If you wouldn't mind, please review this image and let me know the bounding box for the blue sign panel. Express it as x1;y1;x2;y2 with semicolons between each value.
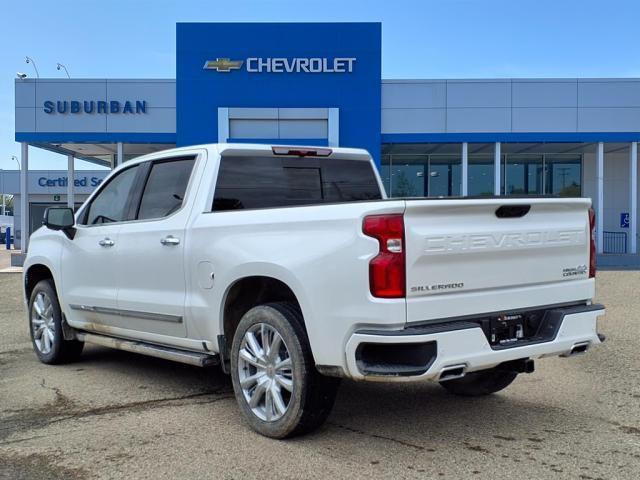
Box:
176;23;382;164
621;212;630;228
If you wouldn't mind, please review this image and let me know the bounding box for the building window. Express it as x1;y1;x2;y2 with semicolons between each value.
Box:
468;154;495;196
503;154;544;195
502;153;582;197
544;155;582;196
382;144;583;199
429;155;461;197
381;144;461;198
387;155;427;197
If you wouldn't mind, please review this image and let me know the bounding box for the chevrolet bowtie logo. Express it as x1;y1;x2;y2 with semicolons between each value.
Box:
203;58;244;72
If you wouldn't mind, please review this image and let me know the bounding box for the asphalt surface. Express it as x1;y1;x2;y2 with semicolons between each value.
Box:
1;272;639;479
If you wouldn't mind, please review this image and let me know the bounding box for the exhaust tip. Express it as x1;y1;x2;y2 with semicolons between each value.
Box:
571;343;589;355
439;364;467;381
561;341;591;357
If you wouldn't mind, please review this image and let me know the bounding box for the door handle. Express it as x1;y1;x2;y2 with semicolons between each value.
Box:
160;235;180;246
98;238;115;247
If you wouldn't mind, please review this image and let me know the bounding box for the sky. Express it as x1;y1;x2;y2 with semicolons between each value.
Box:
1;0;639;172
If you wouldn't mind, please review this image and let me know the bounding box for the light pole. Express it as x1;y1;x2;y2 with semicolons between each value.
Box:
11;155;20;169
56;63;70;78
25;56;39;78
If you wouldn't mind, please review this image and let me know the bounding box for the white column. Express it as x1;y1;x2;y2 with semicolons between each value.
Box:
461;142;468;196
630;142;638;254
67;155;75;209
596;142;604;254
20;143;29;252
116;142;124;167
217;108;229;143
328;108;339;147
1;171;5;215
494;142;501;196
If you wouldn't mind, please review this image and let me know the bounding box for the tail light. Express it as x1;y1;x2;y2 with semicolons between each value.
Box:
589;208;596;278
363;214;405;298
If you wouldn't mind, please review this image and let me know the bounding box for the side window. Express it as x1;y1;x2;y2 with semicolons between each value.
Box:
83;165;140;225
137;157;195;220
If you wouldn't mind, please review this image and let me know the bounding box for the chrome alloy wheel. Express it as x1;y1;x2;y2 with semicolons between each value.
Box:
237;323;294;422
31;291;55;355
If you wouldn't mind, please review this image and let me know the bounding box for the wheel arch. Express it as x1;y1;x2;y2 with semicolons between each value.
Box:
220;275;306;352
24;263;57;303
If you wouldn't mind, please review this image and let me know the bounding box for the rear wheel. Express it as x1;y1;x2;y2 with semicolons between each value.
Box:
439;366;518;396
29;279;84;364
230;302;340;438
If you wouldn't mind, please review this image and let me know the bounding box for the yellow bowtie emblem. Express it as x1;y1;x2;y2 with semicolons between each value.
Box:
203;58;244;72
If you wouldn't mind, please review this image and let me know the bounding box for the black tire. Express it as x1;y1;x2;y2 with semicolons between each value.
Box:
230;302;340;438
439;366;518;397
28;279;84;364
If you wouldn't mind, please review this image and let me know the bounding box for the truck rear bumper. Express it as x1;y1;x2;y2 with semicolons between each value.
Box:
344;304;605;382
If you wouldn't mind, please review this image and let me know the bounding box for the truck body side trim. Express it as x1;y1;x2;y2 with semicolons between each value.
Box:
69;304;183;324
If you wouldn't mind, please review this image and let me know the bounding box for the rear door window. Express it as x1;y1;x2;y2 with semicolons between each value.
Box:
137;157;196;220
213;156;381;211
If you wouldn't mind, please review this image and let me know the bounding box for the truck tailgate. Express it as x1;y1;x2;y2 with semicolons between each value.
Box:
404;197;593;324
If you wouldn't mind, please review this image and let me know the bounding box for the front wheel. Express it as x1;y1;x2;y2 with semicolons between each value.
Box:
29;279;84;364
439;366;518;396
230;302;340;438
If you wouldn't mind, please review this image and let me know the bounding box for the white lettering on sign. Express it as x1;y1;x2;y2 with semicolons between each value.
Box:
245;57;356;73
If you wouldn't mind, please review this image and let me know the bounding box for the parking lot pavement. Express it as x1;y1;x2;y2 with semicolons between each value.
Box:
1;272;639;480
0;250;13;271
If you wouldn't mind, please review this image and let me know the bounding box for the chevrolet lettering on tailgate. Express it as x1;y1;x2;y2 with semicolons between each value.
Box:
423;229;585;254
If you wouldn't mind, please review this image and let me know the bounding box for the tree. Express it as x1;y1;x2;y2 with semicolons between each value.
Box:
393;171;418;197
1;195;14;216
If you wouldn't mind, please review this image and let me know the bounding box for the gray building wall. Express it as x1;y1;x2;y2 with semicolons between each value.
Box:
381;79;640;133
15;79;176;134
16;77;640;136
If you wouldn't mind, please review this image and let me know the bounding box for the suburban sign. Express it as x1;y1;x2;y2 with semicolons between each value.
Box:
203;57;356;73
43;100;148;115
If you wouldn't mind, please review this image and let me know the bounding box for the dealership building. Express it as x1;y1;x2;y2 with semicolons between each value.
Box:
12;22;640;264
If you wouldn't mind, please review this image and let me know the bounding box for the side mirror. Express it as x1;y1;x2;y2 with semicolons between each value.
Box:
43;207;76;239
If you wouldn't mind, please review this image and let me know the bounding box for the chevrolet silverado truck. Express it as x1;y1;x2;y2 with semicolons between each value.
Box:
23;143;605;438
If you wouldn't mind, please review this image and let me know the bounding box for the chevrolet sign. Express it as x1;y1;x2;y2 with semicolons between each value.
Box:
204;57;356;73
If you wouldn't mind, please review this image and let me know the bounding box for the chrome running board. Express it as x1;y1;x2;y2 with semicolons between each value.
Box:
76;332;219;367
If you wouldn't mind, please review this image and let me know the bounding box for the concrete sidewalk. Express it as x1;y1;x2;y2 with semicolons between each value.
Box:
0;249;22;273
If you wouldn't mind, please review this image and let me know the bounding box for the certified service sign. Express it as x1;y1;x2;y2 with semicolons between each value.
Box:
204;57;356;73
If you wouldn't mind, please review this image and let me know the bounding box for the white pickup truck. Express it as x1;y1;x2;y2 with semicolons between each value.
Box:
24;143;605;438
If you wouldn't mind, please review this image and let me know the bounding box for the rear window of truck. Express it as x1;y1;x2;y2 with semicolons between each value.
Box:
212;156;382;211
